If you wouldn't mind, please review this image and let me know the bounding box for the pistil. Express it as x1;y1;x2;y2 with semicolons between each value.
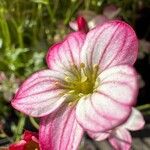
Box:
55;63;99;104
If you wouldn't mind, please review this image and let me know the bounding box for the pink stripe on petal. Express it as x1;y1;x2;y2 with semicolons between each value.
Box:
109;128;132;150
39;105;83;150
76;93;131;132
81;20;138;71
17;69;65;95
87;131;110;141
123;108;145;131
98;65;138;105
76;95;112;132
11;70;66;117
46;32;86;71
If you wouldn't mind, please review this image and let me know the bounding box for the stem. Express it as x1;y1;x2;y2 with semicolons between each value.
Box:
46;2;55;24
53;0;59;16
15;114;26;141
85;0;90;10
0;8;11;49
64;1;82;25
10;18;24;48
29;117;39;129
17;25;24;48
136;104;150;111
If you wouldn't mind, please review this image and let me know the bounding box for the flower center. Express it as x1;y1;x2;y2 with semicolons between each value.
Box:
62;63;99;96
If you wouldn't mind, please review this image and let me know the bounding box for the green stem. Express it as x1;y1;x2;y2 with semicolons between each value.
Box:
53;0;59;16
85;0;90;10
0;8;11;49
136;104;150;111
10;18;24;48
46;2;55;24
15;114;26;141
17;25;24;48
29;117;39;129
64;1;82;25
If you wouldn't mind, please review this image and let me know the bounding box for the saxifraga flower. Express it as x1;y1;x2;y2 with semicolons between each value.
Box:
12;19;141;150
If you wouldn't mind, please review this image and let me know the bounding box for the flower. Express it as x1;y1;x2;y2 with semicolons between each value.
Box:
89;108;145;150
70;5;121;31
9;130;40;150
108;108;145;150
12;18;139;150
69;16;89;33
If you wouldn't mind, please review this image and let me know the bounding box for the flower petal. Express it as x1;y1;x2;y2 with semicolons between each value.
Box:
9;140;26;150
108;128;132;150
23;130;38;142
87;131;110;141
98;65;138;105
123;108;145;131
76;93;131;132
39;105;83;150
81;20;138;71
11;70;66;117
69;21;78;31
46;32;86;72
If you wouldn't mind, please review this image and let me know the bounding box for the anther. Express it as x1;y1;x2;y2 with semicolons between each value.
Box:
81;76;87;82
80;63;85;68
79;93;84;97
93;64;98;70
55;82;60;86
72;64;78;69
65;76;71;82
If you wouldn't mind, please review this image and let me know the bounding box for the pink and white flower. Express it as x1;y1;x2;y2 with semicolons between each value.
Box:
12;18;139;150
89;108;145;150
108;108;145;150
9;130;40;150
69;16;89;33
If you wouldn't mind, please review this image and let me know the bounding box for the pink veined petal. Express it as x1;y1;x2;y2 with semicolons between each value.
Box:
88;15;108;29
87;131;110;141
123;108;145;131
69;21;78;31
46;32;86;72
76;93;131;132
108;128;132;150
39;105;84;150
103;4;120;19
11;70;66;117
98;65;138;105
80;20;138;71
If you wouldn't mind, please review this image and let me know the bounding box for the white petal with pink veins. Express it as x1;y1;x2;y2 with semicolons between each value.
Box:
109;128;132;150
87;130;110;141
46;32;86;72
11;70;66;117
81;20;138;71
123;108;145;131
98;65;138;105
39;105;84;150
76;93;131;132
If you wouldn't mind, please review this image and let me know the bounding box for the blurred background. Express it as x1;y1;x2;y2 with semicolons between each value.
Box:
0;0;150;149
